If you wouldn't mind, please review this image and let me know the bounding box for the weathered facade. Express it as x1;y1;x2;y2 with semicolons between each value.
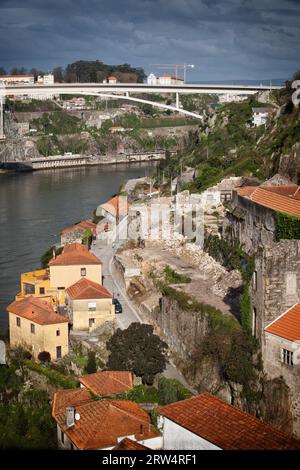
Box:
223;184;300;437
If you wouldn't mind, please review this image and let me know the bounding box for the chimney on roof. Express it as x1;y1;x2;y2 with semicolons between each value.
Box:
52;248;56;259
66;407;75;428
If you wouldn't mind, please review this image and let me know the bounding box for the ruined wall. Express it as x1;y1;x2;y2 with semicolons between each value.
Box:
252;240;300;344
223;194;276;255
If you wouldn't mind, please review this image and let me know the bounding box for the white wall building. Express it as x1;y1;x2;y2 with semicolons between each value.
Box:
158;74;184;86
158;393;299;450
0;74;35;85
147;73;157;85
252;107;273;126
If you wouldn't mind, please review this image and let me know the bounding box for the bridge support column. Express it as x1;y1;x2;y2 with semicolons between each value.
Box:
176;92;180;109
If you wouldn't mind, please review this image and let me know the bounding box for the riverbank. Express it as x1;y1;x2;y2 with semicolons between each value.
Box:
0;151;165;173
0;163;156;334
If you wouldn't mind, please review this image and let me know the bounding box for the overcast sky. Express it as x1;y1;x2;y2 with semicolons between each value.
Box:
0;0;299;80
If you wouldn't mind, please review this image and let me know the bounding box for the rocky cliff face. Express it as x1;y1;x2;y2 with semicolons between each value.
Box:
278;141;300;183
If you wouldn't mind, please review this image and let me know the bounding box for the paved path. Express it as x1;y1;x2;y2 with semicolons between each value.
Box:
91;238;196;392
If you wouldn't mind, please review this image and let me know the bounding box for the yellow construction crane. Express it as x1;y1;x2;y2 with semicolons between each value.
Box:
150;63;195;83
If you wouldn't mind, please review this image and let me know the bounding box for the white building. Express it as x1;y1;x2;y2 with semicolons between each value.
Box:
158;74;184;86
252;107;273;126
158;393;299;450
219;94;248;104
40;73;54;85
0;74;35;85
107;76;118;84
147;73;157;85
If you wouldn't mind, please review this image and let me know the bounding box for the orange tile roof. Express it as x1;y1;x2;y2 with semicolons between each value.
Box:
6;296;68;325
52;389;159;450
49;243;102;266
61;220;96;236
158;393;300;450
237;185;300;218
0;74;34;78
100;195;129;217
113;437;150;450
261;185;299;196
265;304;300;341
108;76;117;80
79;371;133;395
66;278;112;300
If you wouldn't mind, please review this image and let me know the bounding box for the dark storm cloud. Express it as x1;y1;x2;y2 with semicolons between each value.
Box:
0;0;299;80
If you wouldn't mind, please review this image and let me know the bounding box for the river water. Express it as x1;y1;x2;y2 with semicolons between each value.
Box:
0;163;154;335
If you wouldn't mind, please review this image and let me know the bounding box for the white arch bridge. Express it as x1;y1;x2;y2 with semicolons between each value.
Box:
0;82;282;138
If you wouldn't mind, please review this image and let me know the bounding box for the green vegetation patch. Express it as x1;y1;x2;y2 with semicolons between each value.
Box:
31;111;82;135
25;360;78;389
204;234;254;283
159;283;239;333
164;265;191;284
157;377;192;405
275;211;300;240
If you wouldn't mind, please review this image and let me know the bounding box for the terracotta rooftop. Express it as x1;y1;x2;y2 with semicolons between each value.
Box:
100;195;129;217
237;185;300;218
61;220;96;236
113;437;150;450
49;243;102;266
0;74;34;79
158;393;300;450
79;371;133;395
66;278;112;300
265;304;300;341
52;388;159;450
6;296;68;325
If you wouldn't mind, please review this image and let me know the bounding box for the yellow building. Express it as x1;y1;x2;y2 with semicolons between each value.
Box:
49;243;102;304
16;268;57;303
7;296;69;360
65;278;115;332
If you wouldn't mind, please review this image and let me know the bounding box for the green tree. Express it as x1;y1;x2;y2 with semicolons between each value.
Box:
158;378;192;405
85;351;97;374
106;323;168;385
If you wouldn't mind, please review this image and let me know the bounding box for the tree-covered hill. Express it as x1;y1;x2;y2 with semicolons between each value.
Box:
61;60;146;83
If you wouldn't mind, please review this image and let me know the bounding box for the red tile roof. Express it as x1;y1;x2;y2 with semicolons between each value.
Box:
100;195;129;217
6;296;68;325
158;393;300;450
49;243;102;266
61;220;96;236
265;304;300;341
66;278;112;300
0;74;34;78
79;371;133;395
113;437;150;450
52;388;159;450
237;185;300;218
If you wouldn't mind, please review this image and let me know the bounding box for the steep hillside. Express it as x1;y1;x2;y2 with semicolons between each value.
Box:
158;79;300;190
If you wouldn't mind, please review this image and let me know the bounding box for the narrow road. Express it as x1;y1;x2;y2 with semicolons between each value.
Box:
91;238;196;393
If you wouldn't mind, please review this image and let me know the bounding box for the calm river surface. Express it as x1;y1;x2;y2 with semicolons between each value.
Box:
0;163;154;334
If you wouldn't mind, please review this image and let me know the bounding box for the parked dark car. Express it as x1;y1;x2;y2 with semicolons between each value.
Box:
112;298;123;314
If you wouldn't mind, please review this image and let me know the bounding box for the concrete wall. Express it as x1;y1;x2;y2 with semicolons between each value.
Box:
50;264;102;291
9;312;68;359
66;296;115;331
161;417;220;450
264;332;300;437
